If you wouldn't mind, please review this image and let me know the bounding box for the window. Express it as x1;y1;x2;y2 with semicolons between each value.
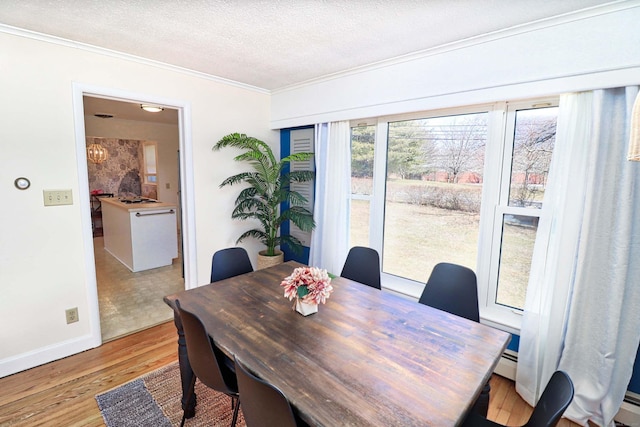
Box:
142;141;158;184
350;124;376;247
349;99;558;331
490;104;558;311
384;113;487;282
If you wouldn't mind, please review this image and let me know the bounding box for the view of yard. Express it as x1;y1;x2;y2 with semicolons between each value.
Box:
351;179;534;309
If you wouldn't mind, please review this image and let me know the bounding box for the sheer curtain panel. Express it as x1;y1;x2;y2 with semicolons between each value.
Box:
516;87;640;426
308;122;351;274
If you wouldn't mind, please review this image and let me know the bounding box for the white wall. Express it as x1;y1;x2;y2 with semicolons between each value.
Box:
271;4;640;128
0;29;274;375
84;116;180;205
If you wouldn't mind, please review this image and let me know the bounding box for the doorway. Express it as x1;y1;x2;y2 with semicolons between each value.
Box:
73;84;196;345
84;96;183;341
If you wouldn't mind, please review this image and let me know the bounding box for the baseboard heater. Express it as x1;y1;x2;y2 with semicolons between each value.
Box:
617;392;640;427
493;352;640;426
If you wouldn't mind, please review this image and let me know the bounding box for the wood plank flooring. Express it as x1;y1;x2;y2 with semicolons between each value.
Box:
0;321;579;426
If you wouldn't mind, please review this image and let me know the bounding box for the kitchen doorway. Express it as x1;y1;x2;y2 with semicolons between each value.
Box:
73;86;196;344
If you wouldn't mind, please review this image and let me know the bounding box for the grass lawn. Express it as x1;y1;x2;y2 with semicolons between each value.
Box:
350;196;533;309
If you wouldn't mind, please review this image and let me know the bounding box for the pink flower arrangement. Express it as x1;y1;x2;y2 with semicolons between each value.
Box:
280;266;334;306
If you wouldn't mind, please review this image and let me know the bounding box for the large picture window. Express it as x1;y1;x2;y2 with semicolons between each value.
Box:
349;99;558;332
383;113;487;283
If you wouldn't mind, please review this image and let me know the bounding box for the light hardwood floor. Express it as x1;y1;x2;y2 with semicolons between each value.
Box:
0;321;579;427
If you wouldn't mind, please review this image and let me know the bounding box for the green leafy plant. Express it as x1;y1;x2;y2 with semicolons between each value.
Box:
213;133;316;256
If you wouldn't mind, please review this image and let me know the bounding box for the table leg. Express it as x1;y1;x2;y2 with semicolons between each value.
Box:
173;308;197;418
472;380;491;417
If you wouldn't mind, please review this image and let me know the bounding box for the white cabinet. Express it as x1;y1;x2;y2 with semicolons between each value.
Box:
101;198;178;272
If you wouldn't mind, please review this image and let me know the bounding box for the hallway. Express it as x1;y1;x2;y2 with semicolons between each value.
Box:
93;236;183;341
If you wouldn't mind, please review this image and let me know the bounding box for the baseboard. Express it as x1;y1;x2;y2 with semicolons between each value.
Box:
0;333;100;378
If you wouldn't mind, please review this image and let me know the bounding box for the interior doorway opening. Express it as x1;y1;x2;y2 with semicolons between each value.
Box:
73;85;195;345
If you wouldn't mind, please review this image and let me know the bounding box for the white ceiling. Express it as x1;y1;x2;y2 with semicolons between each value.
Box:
0;0;617;92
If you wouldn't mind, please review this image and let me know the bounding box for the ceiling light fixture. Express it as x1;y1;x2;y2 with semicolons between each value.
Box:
628;91;640;161
87;143;109;164
140;104;164;113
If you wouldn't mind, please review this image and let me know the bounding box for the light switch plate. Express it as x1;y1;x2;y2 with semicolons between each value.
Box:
43;189;73;206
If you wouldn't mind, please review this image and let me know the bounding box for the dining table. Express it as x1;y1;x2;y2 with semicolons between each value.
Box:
164;261;510;426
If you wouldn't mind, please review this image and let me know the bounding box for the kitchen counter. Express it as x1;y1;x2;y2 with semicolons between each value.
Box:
100;196;177;211
101;197;178;272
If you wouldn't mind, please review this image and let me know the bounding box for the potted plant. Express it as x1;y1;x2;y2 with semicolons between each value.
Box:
213;133;316;269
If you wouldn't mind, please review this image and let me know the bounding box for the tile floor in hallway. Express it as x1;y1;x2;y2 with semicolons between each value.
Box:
94;236;184;342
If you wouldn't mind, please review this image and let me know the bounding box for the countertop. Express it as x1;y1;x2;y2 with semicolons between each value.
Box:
100;197;177;212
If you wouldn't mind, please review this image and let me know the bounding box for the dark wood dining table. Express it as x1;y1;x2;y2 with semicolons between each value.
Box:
164;261;510;426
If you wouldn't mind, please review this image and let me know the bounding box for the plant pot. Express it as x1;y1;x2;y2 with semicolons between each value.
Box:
257;249;284;270
295;299;318;316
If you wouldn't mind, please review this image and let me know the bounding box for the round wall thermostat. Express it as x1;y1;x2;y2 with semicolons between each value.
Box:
14;177;31;190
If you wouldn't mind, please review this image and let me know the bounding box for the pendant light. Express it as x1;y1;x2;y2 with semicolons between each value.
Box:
87;142;109;164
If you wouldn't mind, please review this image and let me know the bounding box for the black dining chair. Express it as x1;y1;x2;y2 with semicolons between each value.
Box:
340;246;381;290
235;355;301;427
462;370;574;427
211;247;253;283
418;262;487;414
418;262;479;322
175;299;240;427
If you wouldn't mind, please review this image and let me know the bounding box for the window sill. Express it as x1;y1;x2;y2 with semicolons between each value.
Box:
380;272;423;301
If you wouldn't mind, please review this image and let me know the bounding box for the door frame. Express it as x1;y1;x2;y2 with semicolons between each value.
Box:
72;82;196;346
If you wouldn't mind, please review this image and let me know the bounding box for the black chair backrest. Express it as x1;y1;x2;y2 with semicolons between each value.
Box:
418;262;480;322
235;356;298;427
211;247;253;283
175;299;238;395
340;246;381;290
525;371;574;427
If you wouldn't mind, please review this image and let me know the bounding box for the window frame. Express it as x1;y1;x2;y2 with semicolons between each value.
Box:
348;98;559;334
480;98;559;332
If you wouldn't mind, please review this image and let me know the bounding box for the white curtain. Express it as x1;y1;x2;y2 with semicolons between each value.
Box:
517;86;640;426
308;121;351;274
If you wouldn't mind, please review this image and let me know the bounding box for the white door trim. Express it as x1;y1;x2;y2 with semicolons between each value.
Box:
71;82;197;347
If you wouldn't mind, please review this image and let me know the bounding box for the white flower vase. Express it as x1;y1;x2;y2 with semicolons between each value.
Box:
295;299;318;316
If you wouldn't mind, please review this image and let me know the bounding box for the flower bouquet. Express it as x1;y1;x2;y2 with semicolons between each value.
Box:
280;266;333;316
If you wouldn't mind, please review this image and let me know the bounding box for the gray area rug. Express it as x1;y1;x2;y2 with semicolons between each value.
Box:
96;362;245;427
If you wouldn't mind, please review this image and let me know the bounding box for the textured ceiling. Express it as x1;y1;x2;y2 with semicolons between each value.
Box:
0;0;617;91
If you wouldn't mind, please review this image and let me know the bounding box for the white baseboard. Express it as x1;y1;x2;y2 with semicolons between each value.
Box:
0;334;100;378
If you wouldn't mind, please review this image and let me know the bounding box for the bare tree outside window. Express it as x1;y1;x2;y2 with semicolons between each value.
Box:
429;117;486;184
509;108;558;208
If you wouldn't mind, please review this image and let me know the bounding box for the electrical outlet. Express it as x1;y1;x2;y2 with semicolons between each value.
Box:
165;183;170;189
65;307;79;324
44;189;73;206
